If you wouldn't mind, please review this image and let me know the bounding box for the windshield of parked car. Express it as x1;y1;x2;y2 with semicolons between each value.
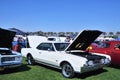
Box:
99;42;110;48
54;43;69;51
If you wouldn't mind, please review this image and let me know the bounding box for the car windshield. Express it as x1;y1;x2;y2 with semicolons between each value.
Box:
54;43;69;51
99;42;110;48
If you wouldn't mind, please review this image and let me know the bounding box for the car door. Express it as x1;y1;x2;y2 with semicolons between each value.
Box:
35;43;59;66
111;43;120;65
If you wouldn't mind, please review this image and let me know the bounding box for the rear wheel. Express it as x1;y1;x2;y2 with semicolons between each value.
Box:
27;54;35;65
61;63;75;78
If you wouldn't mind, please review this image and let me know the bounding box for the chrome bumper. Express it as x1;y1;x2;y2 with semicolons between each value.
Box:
0;61;22;70
81;64;108;73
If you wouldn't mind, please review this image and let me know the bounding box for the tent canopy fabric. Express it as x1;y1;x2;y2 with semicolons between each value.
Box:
9;28;26;36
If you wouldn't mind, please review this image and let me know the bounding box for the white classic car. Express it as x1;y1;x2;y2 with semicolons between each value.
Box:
21;30;111;78
0;28;22;71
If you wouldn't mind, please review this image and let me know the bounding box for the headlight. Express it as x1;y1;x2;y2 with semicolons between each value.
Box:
100;58;110;64
15;56;22;61
104;58;110;64
87;60;94;66
100;59;105;64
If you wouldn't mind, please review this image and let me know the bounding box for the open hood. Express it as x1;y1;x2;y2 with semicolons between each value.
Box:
65;30;102;51
0;28;16;49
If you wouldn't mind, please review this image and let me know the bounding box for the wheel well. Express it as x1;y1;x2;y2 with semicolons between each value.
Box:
27;53;32;58
60;61;71;67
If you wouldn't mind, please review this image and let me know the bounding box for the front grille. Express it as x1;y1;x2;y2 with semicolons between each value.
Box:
1;57;15;62
94;59;100;64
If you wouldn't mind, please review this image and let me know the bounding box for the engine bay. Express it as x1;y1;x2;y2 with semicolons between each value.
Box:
71;52;106;60
0;48;12;55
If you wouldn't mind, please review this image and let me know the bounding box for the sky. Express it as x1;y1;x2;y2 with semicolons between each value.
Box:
0;0;120;33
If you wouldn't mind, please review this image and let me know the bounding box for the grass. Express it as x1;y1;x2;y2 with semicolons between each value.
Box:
0;58;120;80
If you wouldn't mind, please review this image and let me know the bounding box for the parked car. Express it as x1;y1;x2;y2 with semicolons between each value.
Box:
87;41;101;50
89;41;120;65
21;30;111;78
0;28;22;71
47;36;61;42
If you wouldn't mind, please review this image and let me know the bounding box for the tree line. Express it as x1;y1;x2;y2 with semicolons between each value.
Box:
26;31;120;38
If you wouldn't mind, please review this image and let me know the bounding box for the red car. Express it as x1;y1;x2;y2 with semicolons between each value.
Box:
89;41;120;65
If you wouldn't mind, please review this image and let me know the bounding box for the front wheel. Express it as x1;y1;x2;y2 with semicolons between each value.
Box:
27;55;35;65
61;63;75;78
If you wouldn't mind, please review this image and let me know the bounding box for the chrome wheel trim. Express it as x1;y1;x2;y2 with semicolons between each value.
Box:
62;63;74;78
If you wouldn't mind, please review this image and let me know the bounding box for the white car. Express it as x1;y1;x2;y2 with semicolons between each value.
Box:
0;28;22;71
21;30;111;78
47;36;61;42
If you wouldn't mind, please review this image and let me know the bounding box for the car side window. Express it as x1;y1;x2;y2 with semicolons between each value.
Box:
54;43;69;51
37;43;55;51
